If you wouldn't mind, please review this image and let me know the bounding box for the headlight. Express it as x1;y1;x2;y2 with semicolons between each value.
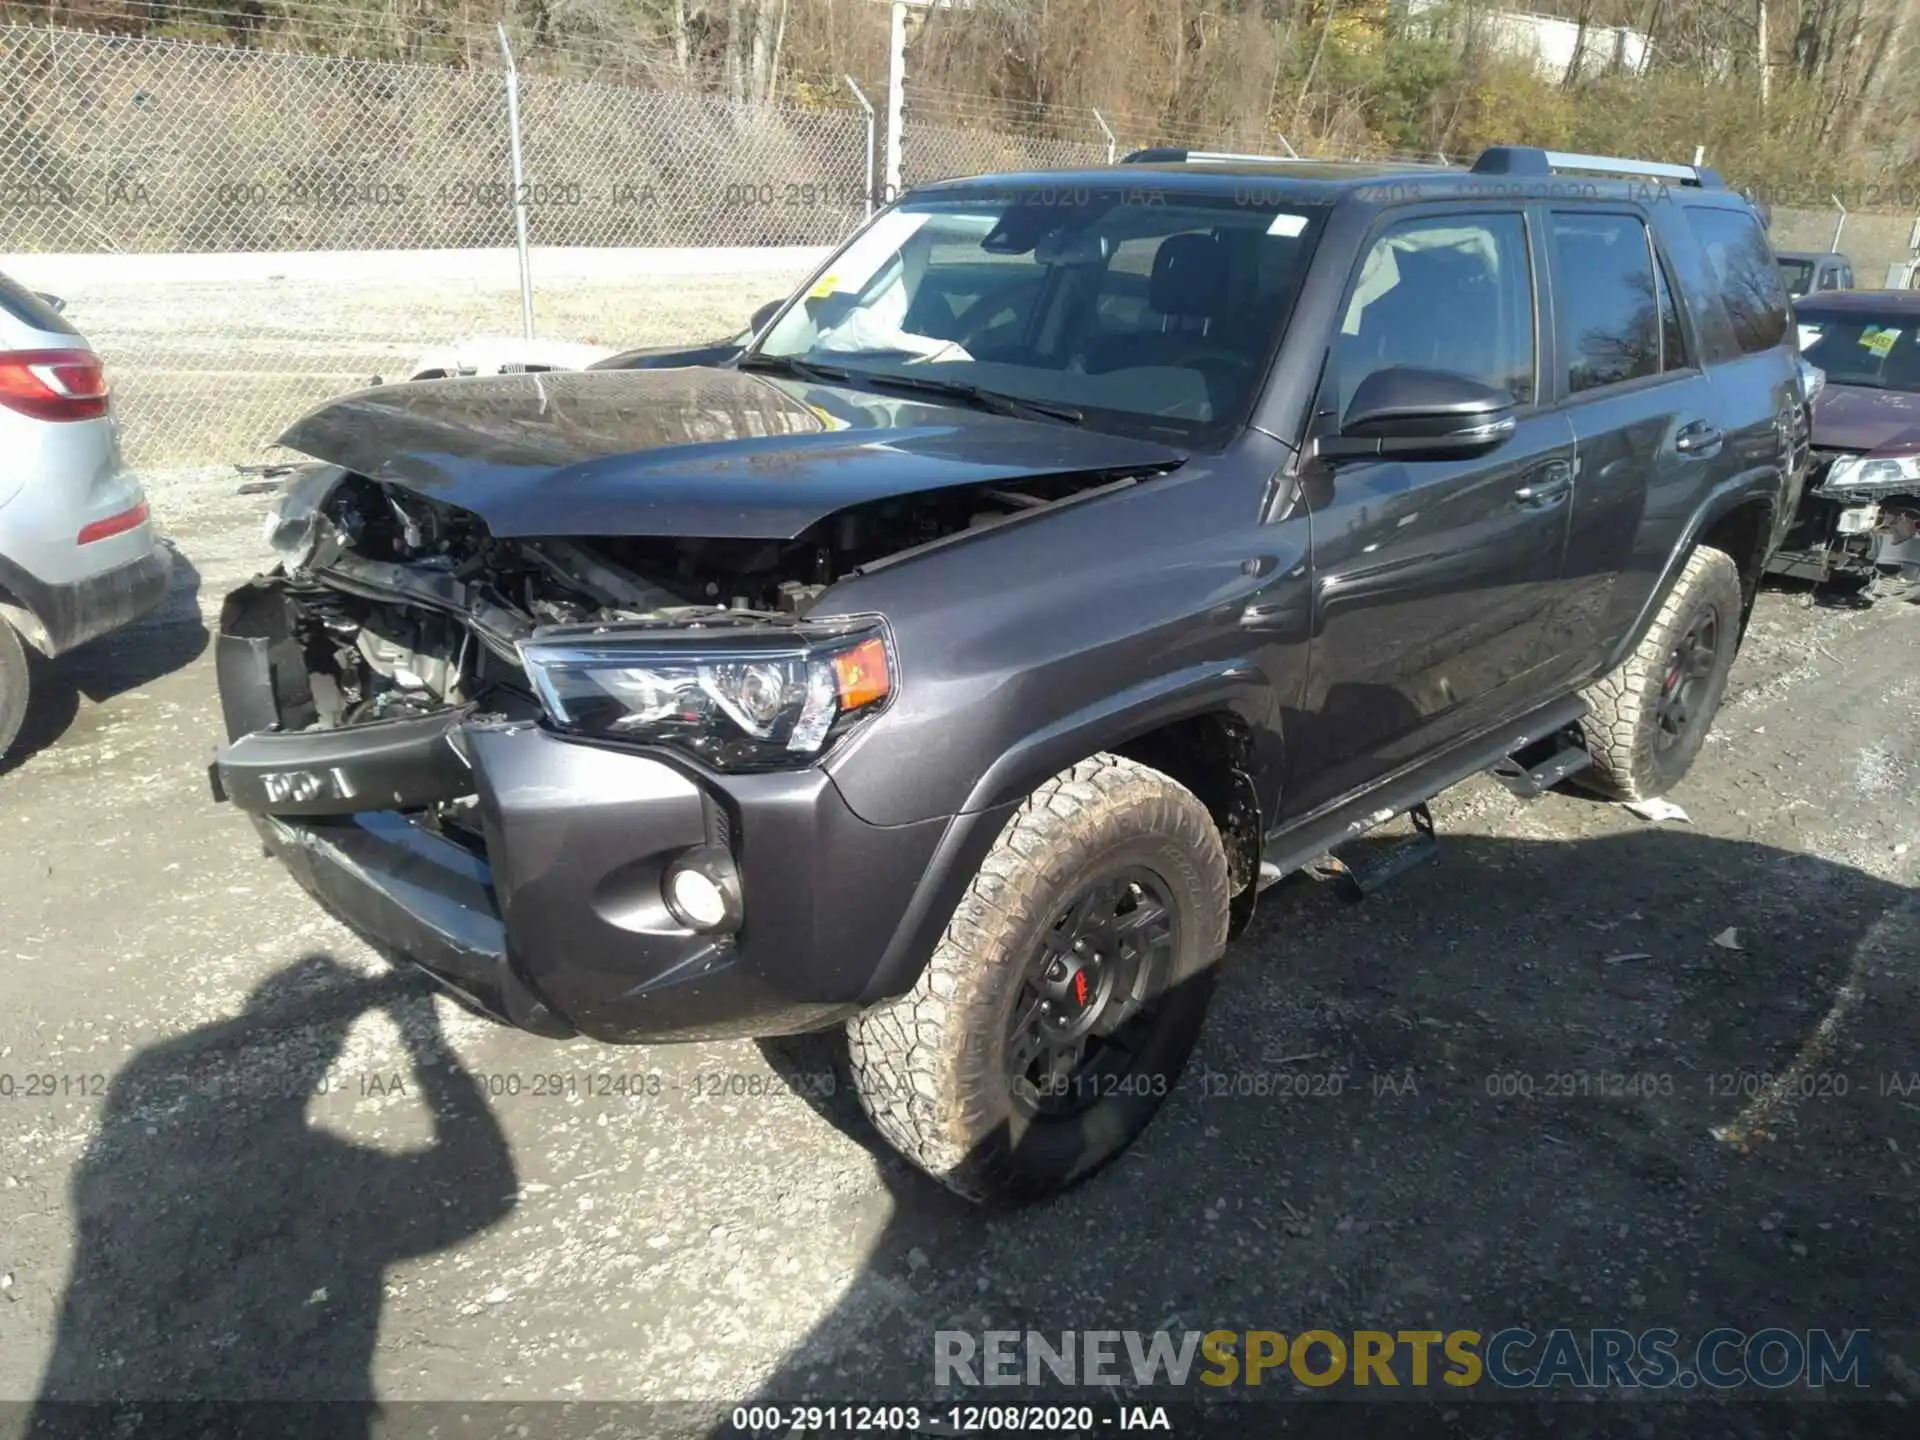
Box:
1819;452;1920;498
262;463;347;565
517;617;895;771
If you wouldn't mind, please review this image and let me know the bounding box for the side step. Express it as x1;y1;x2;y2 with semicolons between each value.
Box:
1309;802;1439;899
1488;727;1593;799
1261;692;1590;889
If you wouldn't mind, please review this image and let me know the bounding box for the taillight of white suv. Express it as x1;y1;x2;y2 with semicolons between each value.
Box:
0;347;109;422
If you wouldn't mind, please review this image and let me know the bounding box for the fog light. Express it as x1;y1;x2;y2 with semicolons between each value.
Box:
663;846;743;933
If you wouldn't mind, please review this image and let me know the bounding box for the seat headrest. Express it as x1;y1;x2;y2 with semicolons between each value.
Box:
1150;233;1229;322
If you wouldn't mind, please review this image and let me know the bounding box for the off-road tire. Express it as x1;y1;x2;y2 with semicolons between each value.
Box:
1579;545;1743;801
0;619;30;764
846;754;1231;1205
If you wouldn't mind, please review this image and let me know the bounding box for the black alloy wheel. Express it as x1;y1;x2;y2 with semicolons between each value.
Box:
1005;866;1178;1119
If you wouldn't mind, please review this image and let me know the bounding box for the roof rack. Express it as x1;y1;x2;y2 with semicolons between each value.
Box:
1121;146;1309;165
1470;145;1725;189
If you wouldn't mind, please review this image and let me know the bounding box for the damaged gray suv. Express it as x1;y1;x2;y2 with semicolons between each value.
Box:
210;146;1803;1203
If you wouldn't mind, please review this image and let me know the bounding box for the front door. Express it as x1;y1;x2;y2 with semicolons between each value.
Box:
1285;208;1575;820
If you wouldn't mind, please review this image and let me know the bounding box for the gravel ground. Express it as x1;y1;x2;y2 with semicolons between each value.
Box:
0;465;1917;1434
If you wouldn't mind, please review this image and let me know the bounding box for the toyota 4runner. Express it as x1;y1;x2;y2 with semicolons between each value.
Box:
210;145;1805;1203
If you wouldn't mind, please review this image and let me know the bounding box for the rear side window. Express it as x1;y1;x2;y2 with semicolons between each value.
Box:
1335;212;1535;415
1683;207;1792;355
1549;212;1660;393
0;273;80;338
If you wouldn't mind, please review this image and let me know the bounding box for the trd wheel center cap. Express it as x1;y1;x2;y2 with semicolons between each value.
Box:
1040;949;1108;1034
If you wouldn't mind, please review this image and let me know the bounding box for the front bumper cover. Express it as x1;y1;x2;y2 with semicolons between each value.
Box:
210;628;966;1042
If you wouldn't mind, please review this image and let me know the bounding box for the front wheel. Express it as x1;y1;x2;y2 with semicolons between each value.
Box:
1579;545;1743;801
846;754;1231;1204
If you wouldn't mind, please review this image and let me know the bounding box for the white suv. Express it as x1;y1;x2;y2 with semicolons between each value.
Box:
0;273;171;760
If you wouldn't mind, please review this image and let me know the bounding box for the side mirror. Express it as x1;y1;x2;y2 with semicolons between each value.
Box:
748;299;782;335
35;291;67;314
1315;367;1517;462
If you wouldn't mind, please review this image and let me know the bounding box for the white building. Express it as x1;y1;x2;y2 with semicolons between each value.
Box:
1406;0;1652;82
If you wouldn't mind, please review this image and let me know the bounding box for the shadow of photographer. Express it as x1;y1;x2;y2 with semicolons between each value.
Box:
27;953;516;1438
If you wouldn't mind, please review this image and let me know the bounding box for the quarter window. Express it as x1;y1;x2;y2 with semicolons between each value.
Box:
1550;212;1660;394
1335;212;1535;417
1683;207;1793;355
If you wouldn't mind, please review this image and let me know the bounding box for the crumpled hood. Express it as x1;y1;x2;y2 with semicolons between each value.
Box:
278;367;1188;540
1811;384;1920;456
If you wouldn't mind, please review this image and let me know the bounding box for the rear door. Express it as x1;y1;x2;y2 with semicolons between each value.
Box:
1529;206;1725;689
1561;198;1797;660
1284;206;1577;819
1677;203;1802;553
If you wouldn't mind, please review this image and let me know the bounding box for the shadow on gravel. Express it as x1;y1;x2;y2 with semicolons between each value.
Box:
25;953;516;1439
1;542;208;776
749;827;1918;1433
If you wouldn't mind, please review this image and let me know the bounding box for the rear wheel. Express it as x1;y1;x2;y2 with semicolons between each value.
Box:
847;754;1230;1204
0;619;29;763
1579;545;1742;801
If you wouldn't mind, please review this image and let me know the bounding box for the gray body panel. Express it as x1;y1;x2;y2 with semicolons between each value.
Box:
211;163;1801;1042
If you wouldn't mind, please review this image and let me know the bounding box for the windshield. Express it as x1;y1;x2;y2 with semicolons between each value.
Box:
754;190;1329;441
1777;258;1814;296
1798;310;1920;392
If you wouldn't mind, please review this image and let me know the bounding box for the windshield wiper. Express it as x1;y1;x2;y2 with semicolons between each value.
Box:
851;371;1086;426
739;353;1086;425
736;353;850;384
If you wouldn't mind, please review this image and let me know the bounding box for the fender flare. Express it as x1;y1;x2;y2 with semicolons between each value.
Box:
958;659;1274;816
859;660;1274;1002
1606;470;1781;673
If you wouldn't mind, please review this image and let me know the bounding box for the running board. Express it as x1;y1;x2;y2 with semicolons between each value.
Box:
1488;730;1593;799
1309;802;1438;899
1260;693;1590;886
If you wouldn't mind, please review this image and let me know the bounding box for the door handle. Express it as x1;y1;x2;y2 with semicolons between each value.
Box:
1675;420;1724;456
1514;461;1572;507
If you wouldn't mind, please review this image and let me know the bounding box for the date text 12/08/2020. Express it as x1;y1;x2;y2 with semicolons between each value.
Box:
727;1406;1174;1435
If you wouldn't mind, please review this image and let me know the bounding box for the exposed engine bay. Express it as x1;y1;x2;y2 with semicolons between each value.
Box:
229;465;1132;735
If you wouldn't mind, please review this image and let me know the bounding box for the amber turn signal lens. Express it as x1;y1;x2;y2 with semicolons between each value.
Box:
831;636;891;710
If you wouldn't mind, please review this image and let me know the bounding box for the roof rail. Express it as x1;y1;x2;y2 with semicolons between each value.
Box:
1121;147;1317;165
1471;145;1725;189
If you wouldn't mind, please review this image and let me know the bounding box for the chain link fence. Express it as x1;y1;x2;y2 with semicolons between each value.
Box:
1771;204;1919;288
4;22;1916;469
0;24;867;464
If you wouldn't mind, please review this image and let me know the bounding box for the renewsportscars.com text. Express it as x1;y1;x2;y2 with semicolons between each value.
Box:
935;1327;1871;1391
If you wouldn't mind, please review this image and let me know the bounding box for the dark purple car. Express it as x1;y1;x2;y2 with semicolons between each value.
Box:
1771;290;1920;588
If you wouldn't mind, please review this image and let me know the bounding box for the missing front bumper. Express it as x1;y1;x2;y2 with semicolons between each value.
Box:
210;702;479;814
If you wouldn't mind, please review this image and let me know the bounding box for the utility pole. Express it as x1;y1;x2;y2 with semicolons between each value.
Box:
886;0;907;202
1757;0;1770;105
877;0;974;203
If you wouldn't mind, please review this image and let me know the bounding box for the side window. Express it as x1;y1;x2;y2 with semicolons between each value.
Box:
1818;266;1839;292
1655;257;1688;371
1335;212;1534;416
1842;265;1855;288
1682;206;1793;355
1549;211;1660;393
